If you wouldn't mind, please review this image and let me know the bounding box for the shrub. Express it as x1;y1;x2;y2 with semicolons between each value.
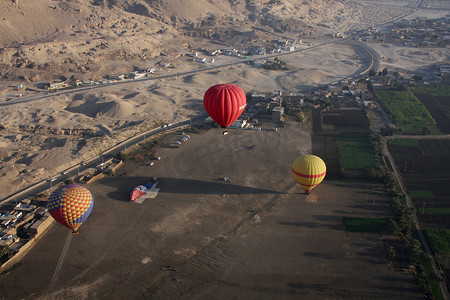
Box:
115;152;128;161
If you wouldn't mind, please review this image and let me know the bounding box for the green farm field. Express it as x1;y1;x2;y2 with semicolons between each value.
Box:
338;137;378;169
343;217;390;232
375;89;440;135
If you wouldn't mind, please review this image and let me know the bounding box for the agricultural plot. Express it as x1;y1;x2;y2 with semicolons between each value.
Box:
343;217;390;232
375;90;440;135
338;137;378;170
388;138;450;243
424;228;450;285
312;109;372;179
413;88;450;134
322;109;370;135
389;137;450;292
312;134;341;179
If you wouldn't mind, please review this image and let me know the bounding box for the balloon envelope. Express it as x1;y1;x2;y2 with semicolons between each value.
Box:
203;84;247;128
292;155;326;193
47;184;94;233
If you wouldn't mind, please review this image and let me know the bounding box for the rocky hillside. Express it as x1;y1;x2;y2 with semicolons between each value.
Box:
0;0;411;82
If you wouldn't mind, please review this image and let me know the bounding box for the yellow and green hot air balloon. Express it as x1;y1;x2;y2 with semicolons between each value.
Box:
292;155;326;194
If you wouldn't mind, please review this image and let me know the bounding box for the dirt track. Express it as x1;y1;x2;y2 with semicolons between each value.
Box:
0;123;421;299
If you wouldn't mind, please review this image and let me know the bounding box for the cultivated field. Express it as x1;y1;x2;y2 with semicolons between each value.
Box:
388;137;450;290
375;90;440;135
313;108;373;179
338;137;378;169
388;138;450;223
413;86;450;134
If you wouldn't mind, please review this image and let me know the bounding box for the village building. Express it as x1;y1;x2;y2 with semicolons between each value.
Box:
272;107;284;123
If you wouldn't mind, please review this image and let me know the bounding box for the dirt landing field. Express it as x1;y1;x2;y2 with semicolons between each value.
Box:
0;124;420;299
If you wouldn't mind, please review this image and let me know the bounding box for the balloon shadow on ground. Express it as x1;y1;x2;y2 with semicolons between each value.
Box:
287;282;327;292
159;143;180;149
278;221;319;228
278;214;344;231
99;176;282;202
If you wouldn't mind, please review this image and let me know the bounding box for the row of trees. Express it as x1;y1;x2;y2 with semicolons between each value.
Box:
263;57;288;70
280;99;308;124
365;130;434;299
368;68;423;82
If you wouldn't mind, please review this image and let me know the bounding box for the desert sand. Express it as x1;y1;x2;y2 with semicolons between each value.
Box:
1;35;448;199
0;41;366;199
0;0;448;199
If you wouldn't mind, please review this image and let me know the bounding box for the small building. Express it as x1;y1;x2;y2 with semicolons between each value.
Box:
48;81;70;91
269;101;280;110
272;107;285;123
0;233;17;247
0;214;15;228
14;203;36;213
281;46;296;52
133;72;147;79
24;212;54;235
97;158;123;174
250;93;267;104
0;226;16;238
255;102;269;113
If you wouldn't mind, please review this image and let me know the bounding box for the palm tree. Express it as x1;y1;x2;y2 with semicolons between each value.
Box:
387;246;396;263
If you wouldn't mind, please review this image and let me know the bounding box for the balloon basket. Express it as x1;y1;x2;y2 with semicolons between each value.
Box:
71;231;79;235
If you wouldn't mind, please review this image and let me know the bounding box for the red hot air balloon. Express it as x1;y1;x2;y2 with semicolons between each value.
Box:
203;84;247;131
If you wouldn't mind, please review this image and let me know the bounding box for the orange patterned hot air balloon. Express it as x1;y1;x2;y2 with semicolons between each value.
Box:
292;155;326;194
47;184;94;234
